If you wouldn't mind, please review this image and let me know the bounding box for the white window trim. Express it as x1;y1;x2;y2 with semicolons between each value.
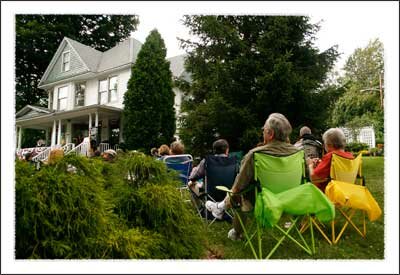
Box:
58;85;68;111
98;76;119;104
108;75;119;103
62;50;71;72
75;82;86;107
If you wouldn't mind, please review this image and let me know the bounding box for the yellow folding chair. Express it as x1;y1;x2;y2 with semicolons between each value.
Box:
311;153;382;244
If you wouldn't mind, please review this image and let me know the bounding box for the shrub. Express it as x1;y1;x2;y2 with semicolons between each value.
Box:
345;142;369;153
15;155;161;259
112;152;207;259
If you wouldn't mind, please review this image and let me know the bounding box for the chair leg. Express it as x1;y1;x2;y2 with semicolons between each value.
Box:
234;208;259;259
309;216;315;254
311;218;333;245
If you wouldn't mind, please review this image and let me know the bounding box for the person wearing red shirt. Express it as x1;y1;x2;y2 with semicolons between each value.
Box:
307;128;353;192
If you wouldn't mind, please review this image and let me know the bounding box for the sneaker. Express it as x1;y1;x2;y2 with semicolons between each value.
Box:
205;201;224;220
228;228;242;241
284;221;292;229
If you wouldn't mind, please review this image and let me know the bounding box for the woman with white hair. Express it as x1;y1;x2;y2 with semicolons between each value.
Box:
307;128;353;192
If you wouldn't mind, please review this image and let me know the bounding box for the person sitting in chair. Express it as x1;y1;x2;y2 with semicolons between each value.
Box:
188;139;231;195
294;126;323;159
307;128;353;192
205;113;299;240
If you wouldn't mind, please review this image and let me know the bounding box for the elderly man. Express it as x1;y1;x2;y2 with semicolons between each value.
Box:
294;126;323;159
206;113;299;240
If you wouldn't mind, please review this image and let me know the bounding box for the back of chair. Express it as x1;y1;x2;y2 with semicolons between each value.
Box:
163;154;193;185
254;150;305;194
330;153;362;184
205;155;238;201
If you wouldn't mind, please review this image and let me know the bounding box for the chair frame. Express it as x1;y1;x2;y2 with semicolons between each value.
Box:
163;154;193;199
305;153;366;245
217;151;318;259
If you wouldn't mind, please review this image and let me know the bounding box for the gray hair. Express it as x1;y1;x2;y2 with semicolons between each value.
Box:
264;113;292;142
299;126;311;137
322;128;346;149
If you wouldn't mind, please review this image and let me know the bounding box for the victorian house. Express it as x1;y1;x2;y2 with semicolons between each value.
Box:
15;37;189;160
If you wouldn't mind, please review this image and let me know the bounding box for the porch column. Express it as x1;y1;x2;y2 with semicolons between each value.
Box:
45;128;49;146
17;126;22;150
95;111;99;128
51;120;56;147
57;119;62;145
66;120;72;144
88;113;92;136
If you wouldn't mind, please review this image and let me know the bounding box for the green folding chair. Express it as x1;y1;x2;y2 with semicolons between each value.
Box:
218;150;335;259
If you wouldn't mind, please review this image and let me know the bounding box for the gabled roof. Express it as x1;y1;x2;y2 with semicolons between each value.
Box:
168;54;191;82
16;105;52;118
65;38;103;71
39;37;143;87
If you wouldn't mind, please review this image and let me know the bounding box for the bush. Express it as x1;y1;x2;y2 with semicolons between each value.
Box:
345;142;369;153
15;155;162;259
112;151;207;259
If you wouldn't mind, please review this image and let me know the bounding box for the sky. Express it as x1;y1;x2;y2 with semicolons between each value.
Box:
132;3;395;74
1;1;399;274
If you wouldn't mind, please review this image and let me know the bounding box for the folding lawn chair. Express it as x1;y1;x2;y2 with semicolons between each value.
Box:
163;154;193;198
310;153;382;245
217;150;335;259
190;155;238;225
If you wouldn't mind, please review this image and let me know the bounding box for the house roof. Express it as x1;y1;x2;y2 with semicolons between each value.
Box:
167;54;191;82
39;37;143;87
16;105;52;118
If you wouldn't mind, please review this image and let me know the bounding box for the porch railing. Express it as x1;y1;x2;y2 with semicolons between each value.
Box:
62;143;75;154
31;147;52;162
16;146;49;160
99;143;110;153
67;141;89;157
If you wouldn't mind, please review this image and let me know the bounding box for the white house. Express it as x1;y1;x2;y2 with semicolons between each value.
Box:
15;37;189;158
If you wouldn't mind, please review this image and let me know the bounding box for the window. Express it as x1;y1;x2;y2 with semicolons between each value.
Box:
62;51;70;72
75;83;85;106
98;76;118;104
58;86;68;110
99;79;108;104
109;76;118;102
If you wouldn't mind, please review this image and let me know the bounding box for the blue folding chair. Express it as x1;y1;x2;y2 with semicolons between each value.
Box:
163;154;193;197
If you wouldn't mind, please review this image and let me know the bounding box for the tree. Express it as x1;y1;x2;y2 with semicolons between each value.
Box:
177;16;338;156
15;15;139;111
330;39;384;140
122;30;175;152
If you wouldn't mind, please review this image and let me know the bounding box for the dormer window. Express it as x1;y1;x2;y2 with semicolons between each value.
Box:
62;51;70;72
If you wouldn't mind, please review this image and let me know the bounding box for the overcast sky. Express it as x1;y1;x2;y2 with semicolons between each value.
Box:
132;4;395;74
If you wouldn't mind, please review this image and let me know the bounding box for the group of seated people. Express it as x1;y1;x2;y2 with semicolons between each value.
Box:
158;113;353;242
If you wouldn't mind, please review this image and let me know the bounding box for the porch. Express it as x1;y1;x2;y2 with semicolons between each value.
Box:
16;104;123;157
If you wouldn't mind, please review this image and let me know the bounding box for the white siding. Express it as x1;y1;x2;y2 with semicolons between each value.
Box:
85;78;99;106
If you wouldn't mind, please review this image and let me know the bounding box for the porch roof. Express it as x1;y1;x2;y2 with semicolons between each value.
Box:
16;104;122;128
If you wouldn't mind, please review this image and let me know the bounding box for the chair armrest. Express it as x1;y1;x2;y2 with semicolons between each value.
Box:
216;185;232;193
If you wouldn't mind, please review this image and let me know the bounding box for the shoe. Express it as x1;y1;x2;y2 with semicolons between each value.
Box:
228;228;242;241
284;221;292;229
205;201;224;220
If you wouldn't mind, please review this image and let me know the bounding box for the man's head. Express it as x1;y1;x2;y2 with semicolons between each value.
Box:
262;113;292;144
213;139;229;155
299;126;312;137
322;128;346;152
170;141;185;155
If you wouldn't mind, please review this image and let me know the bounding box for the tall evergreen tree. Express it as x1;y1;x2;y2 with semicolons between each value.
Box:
177;16;338;156
122;29;175;152
16;15;139;111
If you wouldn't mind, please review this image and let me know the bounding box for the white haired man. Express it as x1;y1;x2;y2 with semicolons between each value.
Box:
206;113;299;240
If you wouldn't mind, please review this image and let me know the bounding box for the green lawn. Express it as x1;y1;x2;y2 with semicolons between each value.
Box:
203;156;384;259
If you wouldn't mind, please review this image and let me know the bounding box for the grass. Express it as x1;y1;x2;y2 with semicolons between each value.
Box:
202;156;384;259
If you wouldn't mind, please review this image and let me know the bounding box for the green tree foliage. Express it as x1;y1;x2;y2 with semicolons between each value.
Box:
342;38;384;89
177;16;338;156
330;39;384;140
15;15;139;111
122;30;176;152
